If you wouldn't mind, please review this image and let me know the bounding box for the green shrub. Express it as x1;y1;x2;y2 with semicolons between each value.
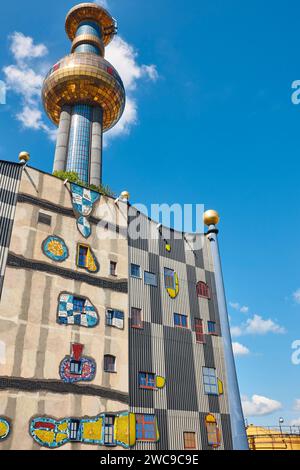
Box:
53;170;115;198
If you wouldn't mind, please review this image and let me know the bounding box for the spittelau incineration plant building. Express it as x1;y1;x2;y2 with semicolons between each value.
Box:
0;3;248;450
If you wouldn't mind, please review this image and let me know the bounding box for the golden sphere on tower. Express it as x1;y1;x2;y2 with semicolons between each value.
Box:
204;210;220;226
42;54;125;131
120;191;130;200
18;151;30;163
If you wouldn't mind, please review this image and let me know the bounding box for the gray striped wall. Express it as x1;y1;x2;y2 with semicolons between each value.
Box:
128;207;233;450
0;161;22;298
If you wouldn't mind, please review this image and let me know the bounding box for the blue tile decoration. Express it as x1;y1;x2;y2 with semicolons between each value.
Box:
70;183;100;239
42;236;69;262
57;293;99;328
77;215;91;238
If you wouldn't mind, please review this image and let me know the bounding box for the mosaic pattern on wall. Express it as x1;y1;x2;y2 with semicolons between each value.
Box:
30;412;137;449
164;268;179;299
57;293;99;327
70;183;100;238
0;418;10;441
59;343;96;383
76;243;99;273
42;236;69;262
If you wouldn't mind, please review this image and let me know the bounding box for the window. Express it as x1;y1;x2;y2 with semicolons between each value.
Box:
73;297;85;325
70;360;82;375
205;414;221;448
144;271;157;287
196;281;211;299
136;414;157;442
73;297;85;313
104;415;115;446
38;212;52;226
184;432;197;450
76;244;98;273
208;321;217;335
203;367;218;395
174;313;188;328
69;420;80;441
164;268;175;290
106;309;124;329
110;261;117;276
78;244;88;268
139;372;155;390
104;354;116;373
131;307;143;329
195;319;205;343
130;263;141;278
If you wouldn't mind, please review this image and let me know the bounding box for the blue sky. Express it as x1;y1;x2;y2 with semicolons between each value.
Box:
1;0;300;427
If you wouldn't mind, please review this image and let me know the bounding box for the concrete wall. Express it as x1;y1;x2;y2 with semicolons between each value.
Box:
0;166;129;450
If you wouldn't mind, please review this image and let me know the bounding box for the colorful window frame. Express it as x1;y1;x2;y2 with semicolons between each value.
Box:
164;268;175;290
196;281;211;299
76;243;99;273
203;367;218;395
205;414;221;448
131;307;143;329
174;313;188;328
195;319;205;343
139;372;156;390
104;415;116;446
136;414;157;442
164;267;179;299
78;244;88;267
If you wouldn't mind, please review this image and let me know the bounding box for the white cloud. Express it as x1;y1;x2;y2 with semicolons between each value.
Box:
229;301;249;314
240;306;249;314
10;32;48;63
231;314;285;337
104;36;158;145
231;326;243;338
242;395;282;417
232;342;250;356
293;289;300;304
230;302;240;310
94;0;109;8
3;64;44;104
3;32;54;139
294;399;300;412
245;315;285;335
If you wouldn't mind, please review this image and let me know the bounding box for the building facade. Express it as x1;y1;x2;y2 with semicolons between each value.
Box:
128;210;232;450
0;2;247;450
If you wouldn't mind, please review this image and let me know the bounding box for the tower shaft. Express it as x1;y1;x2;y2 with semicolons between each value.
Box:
53;104;103;186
